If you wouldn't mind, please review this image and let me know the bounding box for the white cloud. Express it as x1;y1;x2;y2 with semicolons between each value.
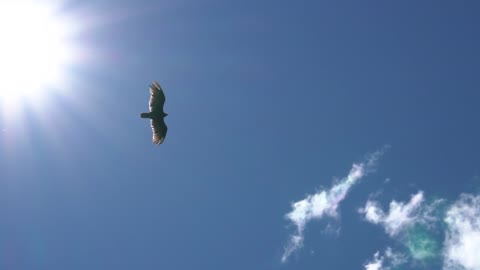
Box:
365;252;384;270
362;200;384;224
364;248;407;270
285;164;365;229
359;191;444;268
282;164;365;262
360;191;425;236
384;192;424;236
443;194;480;270
281;149;385;262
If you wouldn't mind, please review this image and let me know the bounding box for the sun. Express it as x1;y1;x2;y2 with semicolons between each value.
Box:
0;0;76;106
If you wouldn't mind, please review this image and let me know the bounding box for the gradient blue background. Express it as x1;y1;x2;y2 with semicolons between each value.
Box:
1;1;479;269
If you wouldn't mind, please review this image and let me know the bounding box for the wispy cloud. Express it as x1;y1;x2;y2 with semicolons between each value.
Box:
364;251;384;270
360;191;445;270
360;191;426;236
443;194;480;270
281;149;386;262
362;192;480;270
364;248;407;270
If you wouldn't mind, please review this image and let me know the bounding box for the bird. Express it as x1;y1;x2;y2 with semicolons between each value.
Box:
140;81;168;145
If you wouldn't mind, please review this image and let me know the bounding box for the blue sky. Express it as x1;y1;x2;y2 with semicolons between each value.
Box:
1;1;480;269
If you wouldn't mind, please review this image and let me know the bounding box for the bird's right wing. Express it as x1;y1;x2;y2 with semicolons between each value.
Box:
149;81;166;112
151;118;168;145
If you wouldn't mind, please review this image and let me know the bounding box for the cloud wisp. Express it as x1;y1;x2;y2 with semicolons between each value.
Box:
360;191;426;237
281;150;384;262
364;251;384;270
364;248;407;270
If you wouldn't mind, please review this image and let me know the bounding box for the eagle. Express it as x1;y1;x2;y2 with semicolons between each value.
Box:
140;81;168;145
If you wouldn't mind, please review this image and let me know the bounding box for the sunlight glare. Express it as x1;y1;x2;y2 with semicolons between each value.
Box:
0;0;75;106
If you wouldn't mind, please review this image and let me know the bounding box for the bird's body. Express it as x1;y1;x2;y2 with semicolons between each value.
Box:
140;111;167;119
141;81;168;145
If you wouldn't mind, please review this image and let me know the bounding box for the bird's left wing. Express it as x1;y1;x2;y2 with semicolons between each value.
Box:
149;81;166;112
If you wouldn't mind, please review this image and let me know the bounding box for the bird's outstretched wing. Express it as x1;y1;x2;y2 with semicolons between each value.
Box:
149;81;166;113
151;118;168;145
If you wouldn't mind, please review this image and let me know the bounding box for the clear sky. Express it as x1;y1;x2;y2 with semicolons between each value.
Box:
1;1;480;269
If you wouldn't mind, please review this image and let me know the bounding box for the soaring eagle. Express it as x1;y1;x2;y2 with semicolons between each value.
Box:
140;81;168;145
